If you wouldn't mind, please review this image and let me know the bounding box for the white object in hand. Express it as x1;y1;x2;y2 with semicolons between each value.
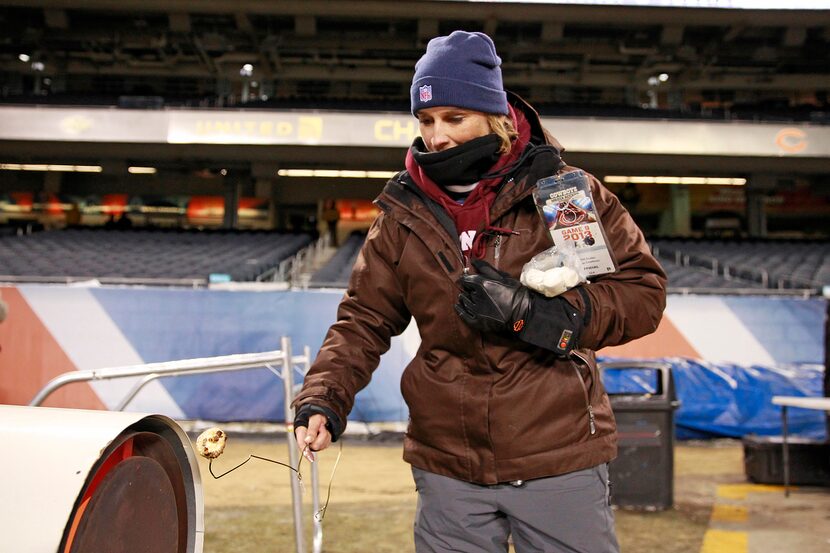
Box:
523;266;581;297
522;268;546;289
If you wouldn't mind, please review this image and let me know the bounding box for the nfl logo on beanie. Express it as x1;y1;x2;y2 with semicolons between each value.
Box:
410;30;508;116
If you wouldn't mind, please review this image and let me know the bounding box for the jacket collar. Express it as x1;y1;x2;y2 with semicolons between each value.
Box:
507;90;565;153
378;173;462;252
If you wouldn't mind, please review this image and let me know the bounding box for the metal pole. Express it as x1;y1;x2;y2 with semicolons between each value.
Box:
115;354;311;412
301;344;323;553
781;405;790;498
115;373;160;411
311;460;322;553
282;336;305;553
31;350;289;407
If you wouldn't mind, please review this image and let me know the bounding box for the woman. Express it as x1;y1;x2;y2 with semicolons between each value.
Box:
293;31;666;553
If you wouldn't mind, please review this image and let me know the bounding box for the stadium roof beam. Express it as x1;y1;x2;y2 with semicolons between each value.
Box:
168;13;191;33
3;0;827;109
5;57;821;92
541;22;563;42
191;35;219;76
295;15;317;37
235;13;254;33
417;19;439;43
483;17;498;39
783;27;807;48
660;25;684;46
42;8;68;29
5;0;830;26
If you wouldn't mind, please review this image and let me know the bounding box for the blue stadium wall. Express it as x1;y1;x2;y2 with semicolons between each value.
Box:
0;285;825;439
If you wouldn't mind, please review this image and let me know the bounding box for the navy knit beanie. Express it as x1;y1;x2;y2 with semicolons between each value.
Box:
411;31;508;116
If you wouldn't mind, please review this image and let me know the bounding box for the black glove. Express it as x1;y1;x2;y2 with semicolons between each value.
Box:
294;404;344;442
455;259;532;334
455;259;584;356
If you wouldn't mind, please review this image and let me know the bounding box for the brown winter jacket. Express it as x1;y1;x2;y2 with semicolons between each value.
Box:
293;96;667;485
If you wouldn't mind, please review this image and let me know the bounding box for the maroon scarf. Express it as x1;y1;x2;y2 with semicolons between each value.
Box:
405;105;532;261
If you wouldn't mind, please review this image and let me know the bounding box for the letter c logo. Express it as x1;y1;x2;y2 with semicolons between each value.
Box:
775;128;807;154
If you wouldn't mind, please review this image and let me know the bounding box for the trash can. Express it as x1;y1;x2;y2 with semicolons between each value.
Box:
600;361;680;510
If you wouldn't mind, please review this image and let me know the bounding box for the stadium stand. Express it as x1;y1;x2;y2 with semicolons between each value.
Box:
651;238;830;291
659;260;764;291
0;228;313;284
303;233;828;292
307;231;367;288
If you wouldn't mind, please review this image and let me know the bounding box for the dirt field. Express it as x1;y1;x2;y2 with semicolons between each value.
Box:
198;436;744;553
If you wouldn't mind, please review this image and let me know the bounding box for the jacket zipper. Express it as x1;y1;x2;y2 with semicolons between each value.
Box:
569;351;596;436
494;235;502;269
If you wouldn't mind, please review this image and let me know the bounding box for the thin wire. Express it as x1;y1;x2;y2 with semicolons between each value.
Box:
209;452;302;480
313;440;343;522
206;441;343;522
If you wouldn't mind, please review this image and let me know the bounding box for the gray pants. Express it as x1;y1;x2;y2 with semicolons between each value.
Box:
412;465;620;553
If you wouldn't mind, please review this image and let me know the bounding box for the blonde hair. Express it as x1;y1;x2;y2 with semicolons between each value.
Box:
488;114;518;154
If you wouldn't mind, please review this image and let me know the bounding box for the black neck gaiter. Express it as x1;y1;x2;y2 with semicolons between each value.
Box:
410;134;502;187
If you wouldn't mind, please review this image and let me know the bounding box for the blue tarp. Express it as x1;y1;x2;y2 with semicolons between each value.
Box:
601;358;827;440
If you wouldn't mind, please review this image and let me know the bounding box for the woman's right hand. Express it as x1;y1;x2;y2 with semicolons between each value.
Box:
294;413;332;462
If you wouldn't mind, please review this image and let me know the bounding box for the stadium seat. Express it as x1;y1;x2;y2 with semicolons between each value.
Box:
0;228;313;284
651;238;830;291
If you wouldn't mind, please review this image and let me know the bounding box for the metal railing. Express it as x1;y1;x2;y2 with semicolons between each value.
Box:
285;236;328;286
256;237;325;284
30;336;321;553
